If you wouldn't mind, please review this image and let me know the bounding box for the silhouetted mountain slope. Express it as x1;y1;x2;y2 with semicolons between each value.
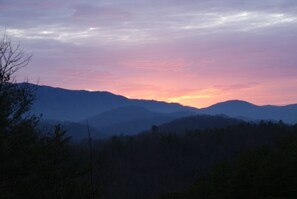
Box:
85;106;196;135
101;115;175;135
27;84;198;121
30;84;128;121
62;122;107;140
159;115;243;133
25;83;297;124
86;106;164;129
198;100;297;124
39;120;107;140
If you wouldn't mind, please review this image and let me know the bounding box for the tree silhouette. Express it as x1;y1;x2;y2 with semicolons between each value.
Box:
0;34;40;198
0;34;33;130
0;35;97;199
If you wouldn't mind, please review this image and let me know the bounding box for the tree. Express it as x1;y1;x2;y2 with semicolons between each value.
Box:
41;125;72;198
0;34;33;131
0;34;39;198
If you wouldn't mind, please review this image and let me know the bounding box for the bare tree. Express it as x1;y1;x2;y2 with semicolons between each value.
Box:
0;34;37;197
0;34;32;86
0;34;34;129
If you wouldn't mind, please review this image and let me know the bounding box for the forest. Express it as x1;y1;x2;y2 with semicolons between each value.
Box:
1;83;297;199
1;37;297;199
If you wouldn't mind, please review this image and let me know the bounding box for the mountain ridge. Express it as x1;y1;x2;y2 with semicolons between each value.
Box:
84;106;196;135
23;83;297;128
199;99;297;124
26;83;198;121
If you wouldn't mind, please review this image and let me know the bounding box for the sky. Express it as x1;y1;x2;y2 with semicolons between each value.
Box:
1;0;297;108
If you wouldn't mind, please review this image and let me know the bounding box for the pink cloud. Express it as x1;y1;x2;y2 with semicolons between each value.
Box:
121;58;190;71
5;0;297;108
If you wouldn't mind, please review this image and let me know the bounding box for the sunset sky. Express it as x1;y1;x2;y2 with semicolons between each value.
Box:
1;0;297;108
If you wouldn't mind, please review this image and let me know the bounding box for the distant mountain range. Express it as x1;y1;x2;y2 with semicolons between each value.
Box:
86;106;196;135
30;84;196;121
24;83;297;139
199;100;297;124
38;119;106;140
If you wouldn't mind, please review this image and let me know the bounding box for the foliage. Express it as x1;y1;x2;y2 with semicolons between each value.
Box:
0;36;94;199
160;131;297;199
90;122;297;199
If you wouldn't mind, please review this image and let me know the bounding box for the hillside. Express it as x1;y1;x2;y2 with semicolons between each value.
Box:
159;114;244;133
199;100;297;124
84;106;196;135
25;84;297;139
27;84;197;121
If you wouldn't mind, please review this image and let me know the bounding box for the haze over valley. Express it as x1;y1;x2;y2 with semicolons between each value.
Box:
29;84;297;139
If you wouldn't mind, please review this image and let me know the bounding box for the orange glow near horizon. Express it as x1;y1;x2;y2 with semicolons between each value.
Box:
7;0;297;108
32;75;297;108
18;45;297;108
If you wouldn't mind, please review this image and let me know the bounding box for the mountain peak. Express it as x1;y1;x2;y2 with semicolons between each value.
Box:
212;100;256;107
28;83;197;121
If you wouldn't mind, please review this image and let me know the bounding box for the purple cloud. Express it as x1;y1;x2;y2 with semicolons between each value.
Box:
1;0;297;107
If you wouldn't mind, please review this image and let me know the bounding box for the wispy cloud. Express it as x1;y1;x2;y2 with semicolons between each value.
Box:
1;0;297;107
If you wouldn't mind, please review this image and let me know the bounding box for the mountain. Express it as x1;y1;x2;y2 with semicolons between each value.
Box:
38;120;107;140
38;106;196;138
25;84;297;139
159;114;243;133
28;84;198;121
85;106;196;135
28;84;297;124
86;106;164;129
198;100;297;124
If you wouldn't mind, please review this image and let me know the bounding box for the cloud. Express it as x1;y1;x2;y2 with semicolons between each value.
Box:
2;0;297;46
215;82;263;92
121;58;190;72
72;4;131;19
1;0;297;107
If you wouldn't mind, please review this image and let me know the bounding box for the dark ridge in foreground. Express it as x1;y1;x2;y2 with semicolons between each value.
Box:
158;114;243;133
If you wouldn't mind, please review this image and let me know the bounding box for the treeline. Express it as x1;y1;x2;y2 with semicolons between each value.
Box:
159;128;297;199
0;124;95;198
90;122;297;199
0;84;95;198
0;37;97;198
